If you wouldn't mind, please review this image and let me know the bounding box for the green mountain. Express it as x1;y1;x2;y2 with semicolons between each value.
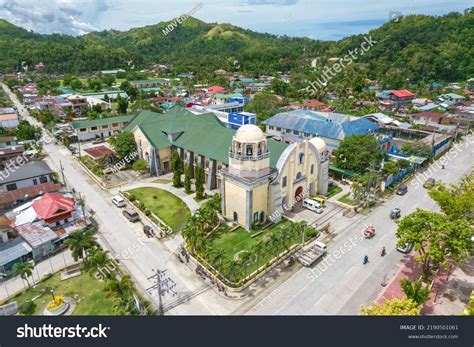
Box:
0;9;472;83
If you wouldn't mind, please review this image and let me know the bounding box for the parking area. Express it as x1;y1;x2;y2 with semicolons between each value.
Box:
286;201;346;228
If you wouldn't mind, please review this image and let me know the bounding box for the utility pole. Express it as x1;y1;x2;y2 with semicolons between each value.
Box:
59;160;67;190
147;269;177;316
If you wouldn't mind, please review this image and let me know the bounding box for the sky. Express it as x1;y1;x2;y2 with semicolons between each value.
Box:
0;0;471;40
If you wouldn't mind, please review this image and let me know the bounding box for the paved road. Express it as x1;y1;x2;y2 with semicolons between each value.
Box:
1;83;240;315
4;82;472;316
246;135;473;315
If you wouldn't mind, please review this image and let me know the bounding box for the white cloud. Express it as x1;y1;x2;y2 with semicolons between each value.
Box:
0;0;111;35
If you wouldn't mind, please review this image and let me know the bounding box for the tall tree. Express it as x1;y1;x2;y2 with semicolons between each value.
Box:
111;131;137;160
13;262;34;289
172;151;182;188
194;164;205;200
64;228;98;264
184;163;191;194
333;135;384;173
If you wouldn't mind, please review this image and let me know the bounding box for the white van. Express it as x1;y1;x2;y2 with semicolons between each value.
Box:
303;198;323;214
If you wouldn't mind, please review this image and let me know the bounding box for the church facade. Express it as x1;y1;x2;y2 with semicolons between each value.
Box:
124;107;329;230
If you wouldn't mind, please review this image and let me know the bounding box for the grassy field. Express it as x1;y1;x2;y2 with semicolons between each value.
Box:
326;183;343;198
126;187;191;231
5;272;115;315
207;220;305;278
338;193;357;206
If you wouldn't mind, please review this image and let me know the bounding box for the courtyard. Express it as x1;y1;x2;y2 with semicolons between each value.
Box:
3;272;115;316
125;187;191;231
203;219;317;284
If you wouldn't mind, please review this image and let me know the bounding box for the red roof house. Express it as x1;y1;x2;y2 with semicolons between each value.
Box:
301;99;325;110
32;193;75;225
206;86;227;95
391;90;415;103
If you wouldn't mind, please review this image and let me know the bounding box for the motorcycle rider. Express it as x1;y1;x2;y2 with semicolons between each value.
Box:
381;246;386;256
363;255;369;264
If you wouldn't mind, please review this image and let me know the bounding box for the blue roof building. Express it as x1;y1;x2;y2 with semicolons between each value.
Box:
263;109;379;151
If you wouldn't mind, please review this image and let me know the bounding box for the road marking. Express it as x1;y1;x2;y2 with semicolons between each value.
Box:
344;266;354;277
313;294;327;307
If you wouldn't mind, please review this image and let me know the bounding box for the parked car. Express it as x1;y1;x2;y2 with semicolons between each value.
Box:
92;138;106;144
423;177;436;188
396;184;408;195
397;243;413;254
112;196;126;207
310;195;326;206
390;208;401;220
123;209;140;222
303;198;323;214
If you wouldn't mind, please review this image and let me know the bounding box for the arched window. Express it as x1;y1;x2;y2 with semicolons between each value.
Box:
296;172;302;180
311;164;314;174
246;145;253;156
233;212;238;221
299;152;304;164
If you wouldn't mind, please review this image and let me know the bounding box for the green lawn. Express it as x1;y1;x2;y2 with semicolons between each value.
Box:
338;193;357;206
126;187;191;231
5;272;115;315
206;220;307;279
326;183;343;198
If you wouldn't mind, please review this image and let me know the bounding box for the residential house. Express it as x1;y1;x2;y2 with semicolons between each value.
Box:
409;112;447;126
0;108;19;129
0;182;63;210
16;223;58;261
71;114;134;141
213;93;243;104
81;91;128;101
0;160;55;192
0;136;25;168
300;99;325;111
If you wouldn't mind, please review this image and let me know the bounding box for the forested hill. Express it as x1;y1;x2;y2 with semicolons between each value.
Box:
0;8;473;82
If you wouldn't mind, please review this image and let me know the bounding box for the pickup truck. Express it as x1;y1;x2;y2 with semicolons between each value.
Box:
298;241;327;267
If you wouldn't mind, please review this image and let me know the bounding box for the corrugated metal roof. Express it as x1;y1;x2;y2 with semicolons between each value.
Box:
16;223;58;248
0;238;32;266
71;115;133;129
263;110;378;140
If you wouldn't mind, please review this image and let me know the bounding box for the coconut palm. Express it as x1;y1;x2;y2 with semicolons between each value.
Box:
64;227;98;264
13;262;34;289
105;275;135;297
88;248;116;279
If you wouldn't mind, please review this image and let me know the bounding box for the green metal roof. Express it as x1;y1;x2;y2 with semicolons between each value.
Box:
130;79;160;84
213;93;242;99
71;115;134;129
124;106;289;167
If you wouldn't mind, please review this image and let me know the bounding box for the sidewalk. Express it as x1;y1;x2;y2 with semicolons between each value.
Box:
376;254;472;315
0;250;76;302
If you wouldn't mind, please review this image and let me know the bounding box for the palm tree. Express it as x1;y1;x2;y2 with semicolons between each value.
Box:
105;275;135;298
401;279;431;305
210;248;226;272
88;248;116;279
13;262;34;289
64;228;98;264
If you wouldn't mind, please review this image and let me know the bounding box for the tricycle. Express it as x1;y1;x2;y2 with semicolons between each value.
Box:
363;225;376;239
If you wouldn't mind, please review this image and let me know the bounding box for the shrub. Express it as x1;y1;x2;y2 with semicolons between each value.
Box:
18;300;36;315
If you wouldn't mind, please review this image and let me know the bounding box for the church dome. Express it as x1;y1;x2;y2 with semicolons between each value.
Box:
310;137;327;153
235;124;265;142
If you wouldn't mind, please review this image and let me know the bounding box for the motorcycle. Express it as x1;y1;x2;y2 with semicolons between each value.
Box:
381;247;386;257
363;255;369;265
